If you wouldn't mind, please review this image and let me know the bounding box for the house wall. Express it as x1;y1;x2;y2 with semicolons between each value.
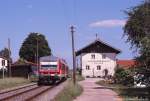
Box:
0;58;8;70
81;53;117;77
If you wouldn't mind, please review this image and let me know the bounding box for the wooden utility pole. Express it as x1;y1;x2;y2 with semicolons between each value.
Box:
8;38;11;77
96;33;98;40
70;26;76;85
36;34;39;73
2;60;5;79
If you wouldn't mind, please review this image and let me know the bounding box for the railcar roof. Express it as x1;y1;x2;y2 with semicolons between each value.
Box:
40;55;59;62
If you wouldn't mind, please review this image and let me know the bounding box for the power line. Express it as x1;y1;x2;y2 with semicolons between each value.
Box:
61;0;69;24
72;0;77;25
61;0;77;26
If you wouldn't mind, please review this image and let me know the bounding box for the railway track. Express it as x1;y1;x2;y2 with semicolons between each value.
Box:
0;83;37;100
0;83;52;101
0;81;63;101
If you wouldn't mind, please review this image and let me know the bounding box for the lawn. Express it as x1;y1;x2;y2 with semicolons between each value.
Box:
53;75;84;101
96;80;150;101
0;77;31;90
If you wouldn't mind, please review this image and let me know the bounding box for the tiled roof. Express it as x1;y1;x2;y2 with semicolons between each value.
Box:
117;60;137;69
12;60;38;66
76;39;121;56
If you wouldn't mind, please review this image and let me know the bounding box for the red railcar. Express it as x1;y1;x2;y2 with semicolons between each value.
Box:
38;56;68;85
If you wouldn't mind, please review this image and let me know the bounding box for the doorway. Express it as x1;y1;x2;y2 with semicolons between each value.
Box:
103;69;108;77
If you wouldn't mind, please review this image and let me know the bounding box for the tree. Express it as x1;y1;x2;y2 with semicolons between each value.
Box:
0;48;10;59
19;32;51;62
124;1;150;68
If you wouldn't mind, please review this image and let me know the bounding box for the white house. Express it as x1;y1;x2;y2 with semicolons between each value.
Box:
76;39;121;78
0;56;8;71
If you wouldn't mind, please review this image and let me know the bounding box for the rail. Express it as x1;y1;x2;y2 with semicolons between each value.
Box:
0;80;64;101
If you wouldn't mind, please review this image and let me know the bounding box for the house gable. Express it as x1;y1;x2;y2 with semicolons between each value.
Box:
76;39;121;56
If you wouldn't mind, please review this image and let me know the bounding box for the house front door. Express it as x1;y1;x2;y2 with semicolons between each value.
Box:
103;69;108;77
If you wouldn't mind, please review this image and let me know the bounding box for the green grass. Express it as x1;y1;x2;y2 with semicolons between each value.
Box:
0;77;31;90
76;74;85;81
96;80;150;101
52;74;84;101
52;80;83;101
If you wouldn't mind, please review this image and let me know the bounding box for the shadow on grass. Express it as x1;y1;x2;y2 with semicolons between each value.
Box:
93;86;114;89
96;80;150;100
118;87;150;100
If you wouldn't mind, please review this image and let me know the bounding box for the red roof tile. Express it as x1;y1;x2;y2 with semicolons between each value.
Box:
117;60;137;69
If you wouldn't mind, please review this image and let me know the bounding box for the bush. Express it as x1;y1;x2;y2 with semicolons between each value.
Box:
114;68;134;86
29;74;38;82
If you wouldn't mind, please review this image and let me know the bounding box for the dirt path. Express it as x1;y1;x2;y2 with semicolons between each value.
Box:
74;78;122;101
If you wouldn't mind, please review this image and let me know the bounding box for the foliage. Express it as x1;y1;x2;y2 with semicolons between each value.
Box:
136;36;150;67
0;48;10;59
124;1;150;68
19;32;51;62
124;1;150;48
96;80;150;100
16;58;27;64
76;67;82;75
114;68;134;86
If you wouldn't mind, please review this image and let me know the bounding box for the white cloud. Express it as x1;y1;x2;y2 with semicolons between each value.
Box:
89;19;126;28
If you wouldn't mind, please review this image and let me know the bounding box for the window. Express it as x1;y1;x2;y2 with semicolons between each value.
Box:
86;65;90;70
102;54;106;59
2;60;5;66
91;54;95;59
41;65;57;69
97;65;101;70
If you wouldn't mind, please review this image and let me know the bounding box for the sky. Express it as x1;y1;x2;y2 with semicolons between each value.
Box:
0;0;144;67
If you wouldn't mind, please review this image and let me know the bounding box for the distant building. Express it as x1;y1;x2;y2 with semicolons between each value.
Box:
76;39;121;78
11;61;38;78
0;56;8;71
117;60;137;69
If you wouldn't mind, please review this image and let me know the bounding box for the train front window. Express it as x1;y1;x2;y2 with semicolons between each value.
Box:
41;65;57;69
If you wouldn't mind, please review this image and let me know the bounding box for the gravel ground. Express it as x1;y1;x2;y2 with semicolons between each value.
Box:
4;86;51;101
0;83;37;100
31;80;68;101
